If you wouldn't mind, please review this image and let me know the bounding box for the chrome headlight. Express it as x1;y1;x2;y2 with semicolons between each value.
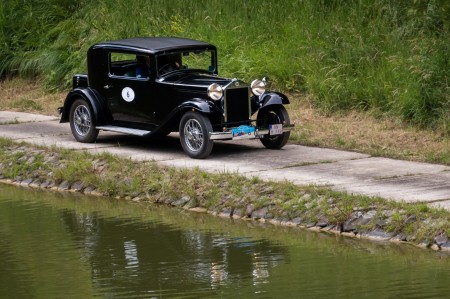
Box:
207;83;223;101
251;79;266;96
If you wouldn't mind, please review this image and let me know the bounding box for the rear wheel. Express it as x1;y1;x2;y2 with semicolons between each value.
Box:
179;111;214;159
69;99;99;143
257;106;290;149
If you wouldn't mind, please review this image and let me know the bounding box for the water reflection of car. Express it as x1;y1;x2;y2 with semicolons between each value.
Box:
58;37;293;158
60;210;286;295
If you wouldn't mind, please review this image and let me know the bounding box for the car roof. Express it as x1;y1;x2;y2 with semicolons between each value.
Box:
91;37;215;54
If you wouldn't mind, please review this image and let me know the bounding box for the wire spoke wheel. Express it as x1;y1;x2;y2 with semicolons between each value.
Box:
69;99;99;143
184;119;204;152
73;105;92;136
180;112;214;159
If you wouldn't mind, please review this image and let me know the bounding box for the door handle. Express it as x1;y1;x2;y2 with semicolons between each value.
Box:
104;85;113;89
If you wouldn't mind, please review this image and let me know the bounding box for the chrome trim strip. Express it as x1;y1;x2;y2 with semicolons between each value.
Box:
96;125;151;136
209;131;232;140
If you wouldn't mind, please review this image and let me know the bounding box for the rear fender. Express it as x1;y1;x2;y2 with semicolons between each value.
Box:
60;88;109;124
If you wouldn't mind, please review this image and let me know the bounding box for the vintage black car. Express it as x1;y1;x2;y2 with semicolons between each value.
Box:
59;37;293;158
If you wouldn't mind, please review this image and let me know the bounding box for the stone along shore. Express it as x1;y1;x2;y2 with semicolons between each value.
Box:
1;143;449;252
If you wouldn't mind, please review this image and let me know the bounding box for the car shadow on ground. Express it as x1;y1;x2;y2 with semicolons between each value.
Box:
94;132;265;158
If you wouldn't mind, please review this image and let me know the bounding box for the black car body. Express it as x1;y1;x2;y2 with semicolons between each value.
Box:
59;37;293;158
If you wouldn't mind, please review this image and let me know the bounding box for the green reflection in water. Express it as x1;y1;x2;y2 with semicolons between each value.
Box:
0;184;449;299
0;186;97;298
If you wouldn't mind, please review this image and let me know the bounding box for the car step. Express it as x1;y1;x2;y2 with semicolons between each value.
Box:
96;125;151;136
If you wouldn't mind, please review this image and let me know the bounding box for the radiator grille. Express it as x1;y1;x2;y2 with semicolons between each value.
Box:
224;87;250;125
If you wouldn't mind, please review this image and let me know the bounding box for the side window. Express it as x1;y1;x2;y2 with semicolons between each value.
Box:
109;52;150;79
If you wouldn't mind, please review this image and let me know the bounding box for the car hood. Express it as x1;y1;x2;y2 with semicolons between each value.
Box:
162;73;239;88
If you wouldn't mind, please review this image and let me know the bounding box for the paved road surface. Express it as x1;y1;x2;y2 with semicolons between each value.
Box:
1;111;449;211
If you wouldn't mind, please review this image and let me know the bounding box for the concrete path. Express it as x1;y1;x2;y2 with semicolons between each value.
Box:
1;111;449;211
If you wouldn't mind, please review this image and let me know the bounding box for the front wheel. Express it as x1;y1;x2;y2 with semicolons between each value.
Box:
69;99;99;143
257;106;290;149
179;111;214;159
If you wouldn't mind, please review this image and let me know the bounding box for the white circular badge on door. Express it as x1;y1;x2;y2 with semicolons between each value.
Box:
121;87;135;102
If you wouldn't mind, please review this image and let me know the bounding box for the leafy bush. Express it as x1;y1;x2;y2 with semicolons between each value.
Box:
1;0;448;130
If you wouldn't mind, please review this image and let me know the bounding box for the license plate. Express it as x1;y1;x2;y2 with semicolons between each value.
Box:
269;124;283;135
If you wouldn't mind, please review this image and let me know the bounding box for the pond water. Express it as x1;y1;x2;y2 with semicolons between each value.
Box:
0;184;449;298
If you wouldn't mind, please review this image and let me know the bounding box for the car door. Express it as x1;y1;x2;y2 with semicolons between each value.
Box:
104;52;156;126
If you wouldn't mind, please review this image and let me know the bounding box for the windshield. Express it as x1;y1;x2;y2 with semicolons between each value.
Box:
156;50;216;76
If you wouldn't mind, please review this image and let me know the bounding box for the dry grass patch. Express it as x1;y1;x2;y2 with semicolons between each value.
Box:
288;94;450;165
1;79;448;165
0;78;64;117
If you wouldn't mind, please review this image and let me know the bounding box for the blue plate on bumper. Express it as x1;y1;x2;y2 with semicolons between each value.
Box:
232;125;256;138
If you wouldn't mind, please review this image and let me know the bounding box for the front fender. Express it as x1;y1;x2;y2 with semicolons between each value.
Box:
259;92;290;107
178;98;219;114
153;98;220;132
60;88;109;124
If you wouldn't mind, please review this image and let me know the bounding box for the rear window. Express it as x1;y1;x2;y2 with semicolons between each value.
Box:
111;52;136;63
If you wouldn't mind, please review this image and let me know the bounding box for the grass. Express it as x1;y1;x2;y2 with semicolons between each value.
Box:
1;0;449;131
1;138;448;246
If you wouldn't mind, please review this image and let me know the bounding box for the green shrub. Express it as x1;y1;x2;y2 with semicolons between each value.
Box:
1;0;448;130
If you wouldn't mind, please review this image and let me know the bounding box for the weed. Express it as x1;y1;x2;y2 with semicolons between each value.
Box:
0;138;14;147
8;98;43;111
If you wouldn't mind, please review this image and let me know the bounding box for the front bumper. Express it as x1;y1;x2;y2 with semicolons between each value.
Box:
209;124;294;140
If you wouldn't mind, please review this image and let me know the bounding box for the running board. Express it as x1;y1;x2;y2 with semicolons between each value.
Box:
96;125;151;136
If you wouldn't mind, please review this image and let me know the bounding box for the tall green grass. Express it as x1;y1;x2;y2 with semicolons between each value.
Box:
1;0;449;131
